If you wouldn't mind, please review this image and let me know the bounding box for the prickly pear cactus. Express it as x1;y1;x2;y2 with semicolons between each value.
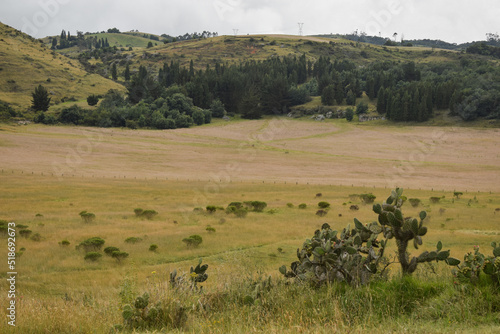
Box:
453;242;500;285
373;188;459;274
279;221;386;287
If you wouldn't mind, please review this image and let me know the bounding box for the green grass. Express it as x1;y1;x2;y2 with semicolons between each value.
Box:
0;172;499;332
0;23;126;111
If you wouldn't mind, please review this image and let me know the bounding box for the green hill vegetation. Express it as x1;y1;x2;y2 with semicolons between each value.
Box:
0;23;125;111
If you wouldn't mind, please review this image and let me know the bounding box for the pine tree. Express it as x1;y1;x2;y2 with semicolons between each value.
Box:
124;63;130;81
240;85;262;119
321;85;335;106
376;87;386;114
51;38;57;49
31;85;51;111
111;63;117;80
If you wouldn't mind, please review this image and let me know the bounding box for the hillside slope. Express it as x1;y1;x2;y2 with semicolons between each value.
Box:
0;22;126;111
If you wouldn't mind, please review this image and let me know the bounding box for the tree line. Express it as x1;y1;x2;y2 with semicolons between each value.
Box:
30;50;500;126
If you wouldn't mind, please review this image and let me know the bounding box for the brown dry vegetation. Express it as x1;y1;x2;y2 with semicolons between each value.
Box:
0;119;499;191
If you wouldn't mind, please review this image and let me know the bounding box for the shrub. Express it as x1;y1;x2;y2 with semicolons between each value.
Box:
206;226;216;233
298;203;307;209
79;211;96;223
430;197;441;204
316;209;327;217
453;191;463;199
350;205;359;211
227;202;243;209
84;252;102;262
182;235;203;248
30;233;42;242
87;94;99;106
0;220;8;236
125;237;142;244
149;244;158;252
78;237;105;252
234;208;248;218
286;203;294;208
19;229;33;238
360;193;376;204
250;201;267;212
59;239;70;247
318;201;330;209
112;251;129;263
409;198;421;207
206;205;217;214
142;210;158;220
104;246;120;256
134;208;157;220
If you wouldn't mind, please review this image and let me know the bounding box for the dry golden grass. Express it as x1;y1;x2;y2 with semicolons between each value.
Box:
0;119;499;191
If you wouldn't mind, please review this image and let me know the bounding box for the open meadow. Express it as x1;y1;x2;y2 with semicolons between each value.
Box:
1;118;500;333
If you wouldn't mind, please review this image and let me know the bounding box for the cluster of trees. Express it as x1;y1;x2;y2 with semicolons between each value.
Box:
122;53;500;122
51;29;111;50
34;88;215;130
467;42;500;58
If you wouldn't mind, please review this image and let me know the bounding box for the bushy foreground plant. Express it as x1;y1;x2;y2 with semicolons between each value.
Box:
119;260;208;331
453;242;500;285
280;188;460;286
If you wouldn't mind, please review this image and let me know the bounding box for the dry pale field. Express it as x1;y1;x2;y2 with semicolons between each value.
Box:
0;118;499;191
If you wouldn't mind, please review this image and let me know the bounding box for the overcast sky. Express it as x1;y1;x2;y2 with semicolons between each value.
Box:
0;0;498;44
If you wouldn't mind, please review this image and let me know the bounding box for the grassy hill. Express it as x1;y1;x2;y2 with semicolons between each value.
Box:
0;22;126;111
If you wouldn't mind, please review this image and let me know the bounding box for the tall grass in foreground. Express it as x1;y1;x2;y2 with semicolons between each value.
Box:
106;267;500;333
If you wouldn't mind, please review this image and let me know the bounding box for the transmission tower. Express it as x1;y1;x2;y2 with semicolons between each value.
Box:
233;29;239;37
298;23;304;36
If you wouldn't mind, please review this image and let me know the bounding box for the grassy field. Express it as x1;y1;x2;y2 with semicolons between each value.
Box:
0;23;126;111
0;120;499;333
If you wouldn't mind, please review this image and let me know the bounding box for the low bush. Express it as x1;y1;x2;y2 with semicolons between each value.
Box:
125;237;142;244
149;244;158;252
318;201;330;209
84;252;102;262
298;203;307;209
360;193;376;204
78;237;105;252
409;198;421;207
59;239;70;247
79;211;96;223
112;251;129;263
182;235;203;248
104;246;120;256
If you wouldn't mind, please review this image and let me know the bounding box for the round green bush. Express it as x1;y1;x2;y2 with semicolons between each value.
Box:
84;252;102;262
318;201;330;209
104;246;120;256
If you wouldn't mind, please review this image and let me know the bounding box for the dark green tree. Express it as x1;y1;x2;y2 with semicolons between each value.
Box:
31;85;51;111
124;63;130;81
240;85;262;119
111;63;117;80
321;84;335;106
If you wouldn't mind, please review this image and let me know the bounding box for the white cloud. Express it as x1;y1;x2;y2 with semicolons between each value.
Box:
0;0;498;43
